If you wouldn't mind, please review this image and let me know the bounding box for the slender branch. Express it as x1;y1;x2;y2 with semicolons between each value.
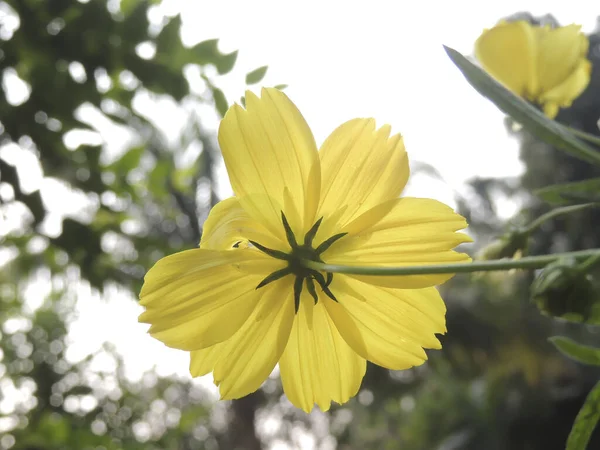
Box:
525;203;597;234
303;248;600;276
578;254;600;273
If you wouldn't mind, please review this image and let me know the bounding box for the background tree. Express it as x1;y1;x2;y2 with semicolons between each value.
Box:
0;0;268;448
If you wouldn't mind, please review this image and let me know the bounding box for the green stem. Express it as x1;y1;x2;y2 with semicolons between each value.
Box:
525;203;597;234
304;248;600;276
564;126;600;148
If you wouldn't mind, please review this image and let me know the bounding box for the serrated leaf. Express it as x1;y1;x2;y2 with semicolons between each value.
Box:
213;88;228;118
549;336;600;366
444;46;600;168
567;380;600;450
245;66;268;84
536;178;600;205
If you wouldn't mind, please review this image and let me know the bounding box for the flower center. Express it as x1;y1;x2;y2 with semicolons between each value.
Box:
249;212;346;314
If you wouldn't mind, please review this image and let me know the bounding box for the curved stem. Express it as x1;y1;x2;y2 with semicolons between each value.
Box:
303;248;600;276
564;126;600;148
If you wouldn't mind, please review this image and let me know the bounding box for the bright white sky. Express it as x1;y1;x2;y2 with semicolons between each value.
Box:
5;1;600;444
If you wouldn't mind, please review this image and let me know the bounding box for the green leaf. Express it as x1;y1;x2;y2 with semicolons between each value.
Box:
549;336;600;366
245;66;268;84
567;380;600;450
190;39;238;74
148;160;171;199
536;178;600;205
213;88;228;118
155;15;182;55
107;145;145;172
444;46;600;168
274;84;288;90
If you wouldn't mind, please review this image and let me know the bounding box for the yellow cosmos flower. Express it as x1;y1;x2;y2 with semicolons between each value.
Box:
138;88;471;412
475;21;591;118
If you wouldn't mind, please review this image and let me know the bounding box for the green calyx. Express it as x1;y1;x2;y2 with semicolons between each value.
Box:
250;212;345;314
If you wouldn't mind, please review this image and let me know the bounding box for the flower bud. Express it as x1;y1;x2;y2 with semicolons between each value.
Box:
531;257;599;323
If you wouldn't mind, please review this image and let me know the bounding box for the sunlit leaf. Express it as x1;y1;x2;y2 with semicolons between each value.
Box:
245;66;268;84
444;46;600;168
567;380;600;450
549;336;600;366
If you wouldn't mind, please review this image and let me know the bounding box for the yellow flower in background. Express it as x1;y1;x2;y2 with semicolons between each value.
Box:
475;21;591;118
138;88;471;412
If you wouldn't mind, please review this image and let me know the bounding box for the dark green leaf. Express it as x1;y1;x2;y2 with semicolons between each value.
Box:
444;46;600;168
549;336;600;366
567;380;600;450
245;66;268;84
213;88;228;118
536;178;600;205
155;15;182;55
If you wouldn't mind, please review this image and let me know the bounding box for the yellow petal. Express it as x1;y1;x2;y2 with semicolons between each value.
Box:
316;119;408;239
190;277;295;399
190;344;223;378
539;59;591;118
536;25;589;94
324;197;472;288
200;196;285;251
475;21;537;97
279;295;366;412
326;276;445;370
218;88;320;236
139;248;285;350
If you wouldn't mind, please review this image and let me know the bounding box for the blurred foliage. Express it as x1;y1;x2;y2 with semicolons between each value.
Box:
0;0;269;448
3;2;600;450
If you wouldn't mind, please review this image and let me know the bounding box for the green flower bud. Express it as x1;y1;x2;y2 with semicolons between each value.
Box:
531;257;599;323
